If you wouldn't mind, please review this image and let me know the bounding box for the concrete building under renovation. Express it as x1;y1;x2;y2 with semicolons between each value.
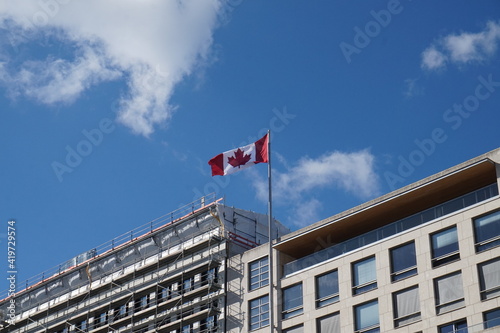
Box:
0;195;289;333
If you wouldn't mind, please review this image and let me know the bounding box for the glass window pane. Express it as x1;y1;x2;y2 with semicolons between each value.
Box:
439;319;467;333
478;258;500;300
249;295;269;330
317;312;340;333
283;284;303;319
353;257;377;294
435;272;464;314
249;257;269;291
393;286;420;327
354;257;376;285
431;227;460;267
432;227;458;258
474;210;500;251
316;270;339;307
283;284;302;309
391;242;416;272
484;308;500;329
355;300;379;331
391;242;417;281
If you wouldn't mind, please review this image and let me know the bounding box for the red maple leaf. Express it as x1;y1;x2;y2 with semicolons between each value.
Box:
228;148;252;168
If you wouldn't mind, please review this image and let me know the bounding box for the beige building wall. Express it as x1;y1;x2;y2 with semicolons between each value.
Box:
230;151;500;333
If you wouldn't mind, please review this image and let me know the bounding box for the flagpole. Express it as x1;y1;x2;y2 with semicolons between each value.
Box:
267;129;274;333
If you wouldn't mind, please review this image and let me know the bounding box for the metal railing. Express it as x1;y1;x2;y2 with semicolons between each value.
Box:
284;183;499;276
1;193;219;300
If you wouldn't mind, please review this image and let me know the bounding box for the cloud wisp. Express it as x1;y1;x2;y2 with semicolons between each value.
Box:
0;0;224;137
421;21;500;71
251;149;380;228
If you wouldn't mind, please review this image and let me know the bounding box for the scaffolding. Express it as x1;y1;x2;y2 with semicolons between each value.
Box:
0;194;290;333
0;195;226;333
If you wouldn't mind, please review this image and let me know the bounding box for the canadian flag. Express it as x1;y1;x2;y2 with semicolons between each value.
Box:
208;134;269;176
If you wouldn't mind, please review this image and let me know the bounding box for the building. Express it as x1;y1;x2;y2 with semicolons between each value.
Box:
4;148;500;333
0;195;289;333
229;148;500;333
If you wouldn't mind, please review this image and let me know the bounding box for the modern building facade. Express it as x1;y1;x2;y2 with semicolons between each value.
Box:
0;195;289;333
229;148;500;333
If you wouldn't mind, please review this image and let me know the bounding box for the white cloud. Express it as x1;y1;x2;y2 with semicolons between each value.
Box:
251;149;380;228
421;46;448;71
3;44;121;104
0;0;224;136
288;198;322;229
421;21;500;71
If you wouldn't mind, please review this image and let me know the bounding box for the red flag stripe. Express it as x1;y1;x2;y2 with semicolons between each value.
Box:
254;133;269;164
208;153;224;176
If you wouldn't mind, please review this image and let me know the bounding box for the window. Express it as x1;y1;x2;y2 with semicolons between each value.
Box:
474;210;500;252
434;272;464;314
119;304;128;318
282;284;303;319
431;226;459;267
99;312;107;326
316;270;339;307
201;315;217;333
202;267;218;286
478;258;500;300
134;295;149;311
181;324;193;333
207;267;218;284
183;277;194;293
159;286;171;301
354;299;379;333
484;308;500;329
249;295;269;331
141;295;149;309
393;286;420;327
317;312;340;333
76;320;88;331
438;319;467;333
283;325;303;333
390;242;417;281
352;256;377;295
249;257;269;291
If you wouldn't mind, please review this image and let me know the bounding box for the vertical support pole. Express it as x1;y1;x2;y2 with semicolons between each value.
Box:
267;130;274;333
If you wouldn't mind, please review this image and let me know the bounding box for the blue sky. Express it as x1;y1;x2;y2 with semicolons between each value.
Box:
1;0;500;290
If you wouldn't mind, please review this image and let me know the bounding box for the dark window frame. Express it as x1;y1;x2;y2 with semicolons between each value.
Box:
434;271;465;314
282;283;304;319
438;319;467;333
392;285;421;328
390;241;417;282
484;307;500;329
249;295;269;331
352;256;377;295
474;209;500;252
315;269;339;308
354;299;380;333
249;256;269;291
430;226;460;268
478;257;500;300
